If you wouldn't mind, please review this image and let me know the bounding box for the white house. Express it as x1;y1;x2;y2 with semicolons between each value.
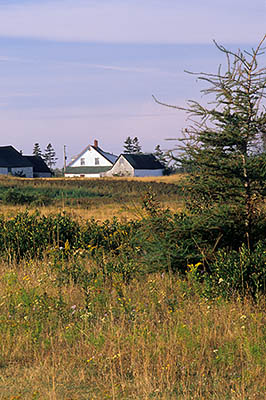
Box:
105;153;165;177
65;140;118;177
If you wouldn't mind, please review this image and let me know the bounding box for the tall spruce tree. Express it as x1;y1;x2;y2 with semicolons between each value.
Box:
154;144;167;166
132;137;142;153
124;136;135;153
263;132;266;152
32;143;42;158
43;143;58;169
153;37;266;247
124;136;142;153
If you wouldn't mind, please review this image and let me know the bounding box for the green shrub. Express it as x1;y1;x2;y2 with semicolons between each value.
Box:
206;242;266;298
0;212;81;261
3;188;35;205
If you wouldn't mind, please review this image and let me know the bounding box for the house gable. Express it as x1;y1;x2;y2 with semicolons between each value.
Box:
68;142;117;169
65;140;118;177
91;146;118;164
106;155;134;176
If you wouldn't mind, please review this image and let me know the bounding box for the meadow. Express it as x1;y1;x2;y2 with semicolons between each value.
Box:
0;175;184;220
0;175;266;399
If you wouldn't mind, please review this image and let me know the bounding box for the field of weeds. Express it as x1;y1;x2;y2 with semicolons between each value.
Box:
0;175;265;399
0;175;184;220
1;259;266;399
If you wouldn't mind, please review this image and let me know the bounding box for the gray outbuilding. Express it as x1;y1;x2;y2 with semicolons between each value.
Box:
105;153;165;177
0;146;33;178
23;156;52;178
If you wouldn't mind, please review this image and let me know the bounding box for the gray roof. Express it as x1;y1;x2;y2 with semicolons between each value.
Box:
91;146;118;164
24;156;51;173
0;146;33;168
121;153;165;170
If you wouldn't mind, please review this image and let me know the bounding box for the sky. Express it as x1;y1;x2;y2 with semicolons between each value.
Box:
0;0;265;165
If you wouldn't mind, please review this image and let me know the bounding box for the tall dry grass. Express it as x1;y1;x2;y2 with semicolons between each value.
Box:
0;174;185;221
0;197;183;222
1;257;266;399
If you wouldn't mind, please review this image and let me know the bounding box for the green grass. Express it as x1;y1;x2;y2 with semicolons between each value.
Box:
0;175;183;210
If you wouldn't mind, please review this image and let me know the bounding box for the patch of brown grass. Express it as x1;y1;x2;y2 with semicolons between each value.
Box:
0;258;266;399
0;179;184;221
0;199;183;221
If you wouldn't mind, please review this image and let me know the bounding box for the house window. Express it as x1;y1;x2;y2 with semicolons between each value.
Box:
80;158;85;166
119;158;124;165
95;157;100;165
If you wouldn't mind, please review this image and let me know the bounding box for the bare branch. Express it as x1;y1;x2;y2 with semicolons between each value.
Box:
152;95;187;111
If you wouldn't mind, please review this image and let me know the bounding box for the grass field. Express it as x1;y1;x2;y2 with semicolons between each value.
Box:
1;260;266;399
0;175;265;399
0;175;184;220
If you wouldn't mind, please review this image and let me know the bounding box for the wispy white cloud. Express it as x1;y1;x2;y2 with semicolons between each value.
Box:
0;92;39;98
57;61;183;77
0;55;24;62
72;63;158;74
0;55;39;64
0;53;181;78
0;0;264;44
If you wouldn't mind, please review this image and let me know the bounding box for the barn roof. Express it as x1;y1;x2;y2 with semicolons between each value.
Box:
23;156;51;173
121;154;164;170
0;146;33;168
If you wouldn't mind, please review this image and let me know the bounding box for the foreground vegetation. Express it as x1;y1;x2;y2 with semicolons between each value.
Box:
0;175;265;398
1;260;266;399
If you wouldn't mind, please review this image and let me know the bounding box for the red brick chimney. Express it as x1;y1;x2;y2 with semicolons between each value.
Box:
94;139;98;147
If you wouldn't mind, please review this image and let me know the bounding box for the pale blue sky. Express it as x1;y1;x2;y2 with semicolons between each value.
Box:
0;0;265;165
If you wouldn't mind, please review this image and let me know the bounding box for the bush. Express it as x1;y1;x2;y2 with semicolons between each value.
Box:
0;212;81;261
206;242;266;298
3;188;35;205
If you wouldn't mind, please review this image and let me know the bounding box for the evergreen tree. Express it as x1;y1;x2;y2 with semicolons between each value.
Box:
153;37;266;247
123;136;135;153
262;132;266;152
154;144;167;166
43;143;58;169
124;136;142;153
32;143;42;158
132;137;142;153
